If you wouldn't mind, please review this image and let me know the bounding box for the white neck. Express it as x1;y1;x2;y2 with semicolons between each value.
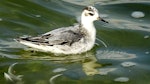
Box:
81;18;94;30
81;16;96;43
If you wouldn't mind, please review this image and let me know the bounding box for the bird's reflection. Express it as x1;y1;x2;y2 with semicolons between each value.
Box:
82;52;102;75
19;49;102;76
5;49;116;84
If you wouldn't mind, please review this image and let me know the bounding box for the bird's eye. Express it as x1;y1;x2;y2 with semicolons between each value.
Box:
88;13;94;16
88;7;92;11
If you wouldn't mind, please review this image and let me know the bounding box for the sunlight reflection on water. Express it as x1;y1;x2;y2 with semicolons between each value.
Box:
96;50;136;60
0;0;150;84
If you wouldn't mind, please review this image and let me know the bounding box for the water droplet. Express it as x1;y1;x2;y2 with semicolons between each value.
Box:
0;18;3;21
131;11;145;18
35;15;41;18
144;35;149;39
114;77;129;82
52;68;67;73
145;51;149;54
98;68;117;75
121;62;136;67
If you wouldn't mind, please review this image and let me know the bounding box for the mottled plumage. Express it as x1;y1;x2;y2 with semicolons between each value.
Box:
18;25;86;46
15;6;108;54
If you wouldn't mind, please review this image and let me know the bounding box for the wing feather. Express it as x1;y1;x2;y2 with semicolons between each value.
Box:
18;26;85;46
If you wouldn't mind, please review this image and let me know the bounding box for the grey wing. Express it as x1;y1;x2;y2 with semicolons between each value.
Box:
43;29;84;46
18;27;84;46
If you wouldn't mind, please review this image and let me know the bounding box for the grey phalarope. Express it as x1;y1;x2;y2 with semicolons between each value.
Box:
15;6;108;54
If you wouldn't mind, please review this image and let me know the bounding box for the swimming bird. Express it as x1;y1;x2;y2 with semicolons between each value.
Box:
15;6;108;54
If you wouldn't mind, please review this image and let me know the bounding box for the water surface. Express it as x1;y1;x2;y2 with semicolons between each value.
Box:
0;0;150;84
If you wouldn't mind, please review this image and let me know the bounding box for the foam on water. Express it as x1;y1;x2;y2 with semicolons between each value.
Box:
121;62;136;67
114;77;129;82
131;11;145;18
0;18;3;21
53;68;67;73
96;50;136;60
144;35;149;39
98;68;117;75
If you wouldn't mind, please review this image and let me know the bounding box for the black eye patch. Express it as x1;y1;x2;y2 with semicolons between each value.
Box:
84;7;89;10
88;13;94;16
84;7;93;12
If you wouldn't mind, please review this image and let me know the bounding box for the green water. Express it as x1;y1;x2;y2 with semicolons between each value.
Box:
0;0;150;84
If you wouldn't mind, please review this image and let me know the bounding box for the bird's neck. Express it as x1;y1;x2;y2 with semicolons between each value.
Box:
80;18;96;42
81;17;95;32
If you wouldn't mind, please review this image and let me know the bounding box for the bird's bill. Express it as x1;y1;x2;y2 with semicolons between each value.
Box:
97;17;108;23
